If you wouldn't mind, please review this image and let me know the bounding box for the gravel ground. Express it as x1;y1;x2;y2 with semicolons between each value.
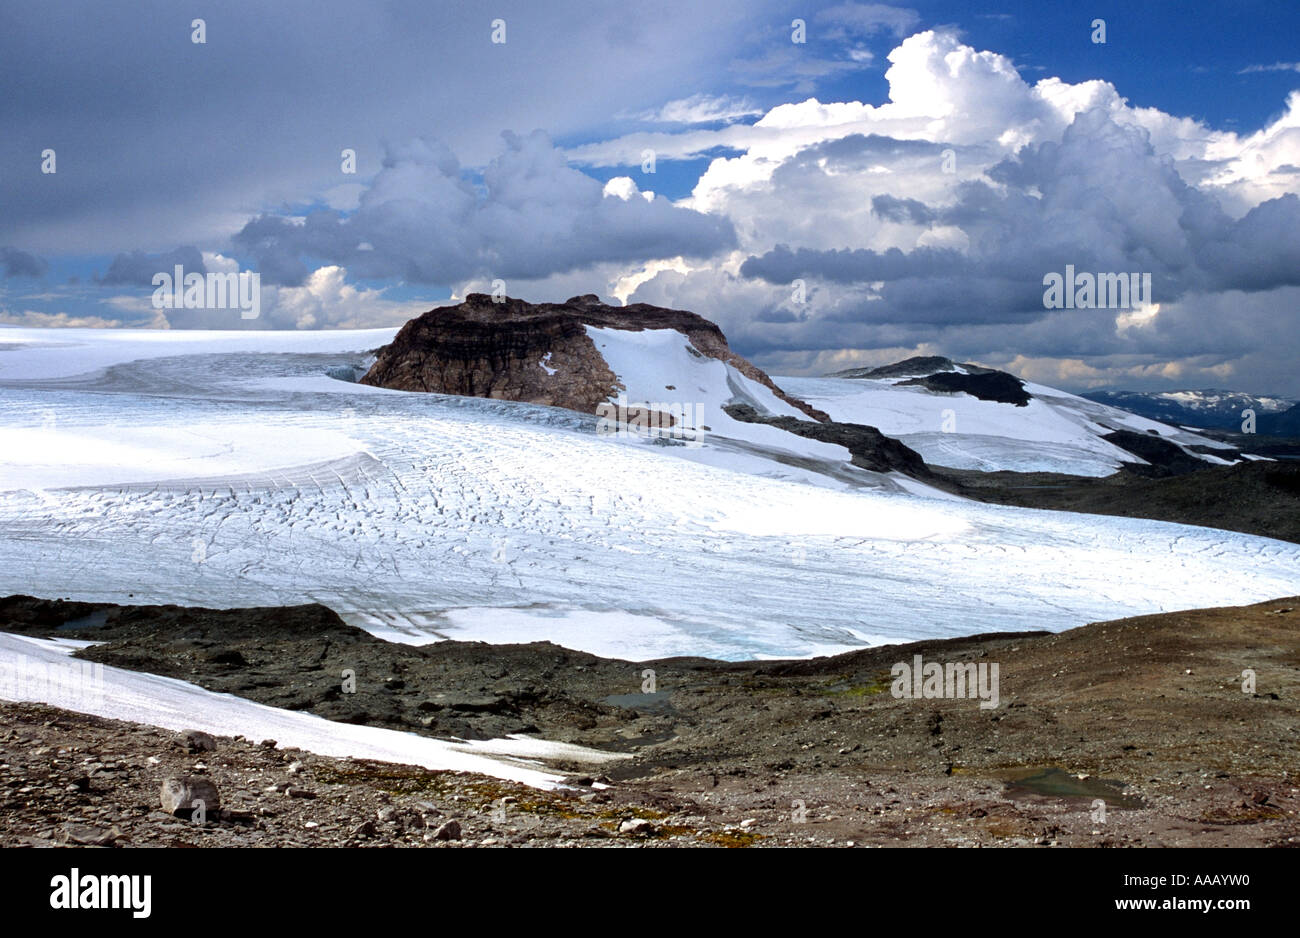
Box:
2;594;1298;847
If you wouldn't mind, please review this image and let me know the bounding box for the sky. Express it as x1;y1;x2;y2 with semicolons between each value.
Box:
2;0;1299;395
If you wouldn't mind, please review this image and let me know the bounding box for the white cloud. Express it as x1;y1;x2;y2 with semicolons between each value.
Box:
630;94;763;125
1239;62;1300;74
0;309;138;329
816;2;921;38
260;266;432;330
585;30;1300;389
602;177;654;202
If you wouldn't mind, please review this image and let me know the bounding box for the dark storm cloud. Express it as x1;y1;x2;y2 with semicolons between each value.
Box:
234;132;736;286
0;247;47;278
1193;193;1300;292
100;247;207;286
871;194;935;224
0;0;784;256
742;244;970;284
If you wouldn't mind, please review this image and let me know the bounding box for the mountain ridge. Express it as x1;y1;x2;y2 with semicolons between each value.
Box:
361;293;829;422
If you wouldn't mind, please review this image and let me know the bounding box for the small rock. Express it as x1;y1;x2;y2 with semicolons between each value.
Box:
160;776;220;818
431;820;462;841
619;818;655;836
61;823;123;847
181;729;217;753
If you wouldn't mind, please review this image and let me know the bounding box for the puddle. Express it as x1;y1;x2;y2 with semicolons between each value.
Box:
595;727;678;756
601;692;673;713
56;610;110;631
1003;766;1144;809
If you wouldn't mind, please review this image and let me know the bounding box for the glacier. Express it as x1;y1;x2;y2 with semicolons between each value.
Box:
1;325;1297;664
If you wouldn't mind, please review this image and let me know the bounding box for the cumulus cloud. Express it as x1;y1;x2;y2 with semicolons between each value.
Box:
9;15;1299;393
156;265;430;330
740;109;1300;310
234;131;735;287
606;30;1300;388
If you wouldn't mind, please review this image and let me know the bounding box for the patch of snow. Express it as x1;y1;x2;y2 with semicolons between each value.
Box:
0;631;617;787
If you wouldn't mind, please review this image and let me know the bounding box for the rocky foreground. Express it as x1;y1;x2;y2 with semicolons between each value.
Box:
2;595;1298;847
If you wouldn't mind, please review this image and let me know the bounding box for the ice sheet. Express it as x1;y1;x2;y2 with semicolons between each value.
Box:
0;328;1297;663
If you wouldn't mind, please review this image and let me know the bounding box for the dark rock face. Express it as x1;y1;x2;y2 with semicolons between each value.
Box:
360;293;827;421
828;356;997;379
931;461;1300;543
724;403;932;477
898;371;1031;406
828;356;1028;405
1100;430;1217;477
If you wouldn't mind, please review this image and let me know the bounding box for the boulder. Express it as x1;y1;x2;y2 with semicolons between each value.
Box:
160;776;220;818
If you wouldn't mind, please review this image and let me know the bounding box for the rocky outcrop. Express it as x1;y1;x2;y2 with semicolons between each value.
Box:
828;355;998;379
359;293;827;421
724;403;932;477
1100;429;1217;477
898;370;1031;406
829;355;1031;406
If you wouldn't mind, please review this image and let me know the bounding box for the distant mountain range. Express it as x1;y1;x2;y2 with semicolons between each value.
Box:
1080;389;1299;434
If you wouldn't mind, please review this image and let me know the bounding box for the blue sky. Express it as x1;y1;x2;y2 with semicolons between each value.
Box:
2;1;1299;394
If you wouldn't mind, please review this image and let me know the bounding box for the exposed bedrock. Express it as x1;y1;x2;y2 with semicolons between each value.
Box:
360;293;828;421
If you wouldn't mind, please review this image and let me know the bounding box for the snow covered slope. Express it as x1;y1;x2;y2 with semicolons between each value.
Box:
583;325;897;491
781;370;1241;477
0;327;1298;666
